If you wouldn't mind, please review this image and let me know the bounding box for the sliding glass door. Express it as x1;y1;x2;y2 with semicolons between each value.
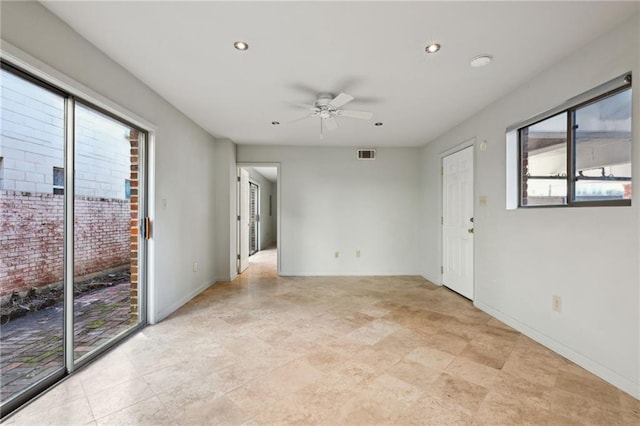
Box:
0;66;66;408
0;62;147;417
72;103;144;362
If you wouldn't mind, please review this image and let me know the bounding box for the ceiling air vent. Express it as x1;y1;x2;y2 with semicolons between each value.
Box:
357;149;376;160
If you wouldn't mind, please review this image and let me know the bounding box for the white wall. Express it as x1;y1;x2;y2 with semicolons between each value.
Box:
1;1;221;322
245;167;276;249
420;15;640;397
238;146;422;276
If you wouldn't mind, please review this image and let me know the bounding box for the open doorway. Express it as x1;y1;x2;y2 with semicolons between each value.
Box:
237;164;279;275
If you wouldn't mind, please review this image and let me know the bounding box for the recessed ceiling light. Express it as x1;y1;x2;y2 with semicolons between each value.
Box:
425;43;441;54
271;121;280;125
374;122;383;126
234;41;249;51
470;55;492;67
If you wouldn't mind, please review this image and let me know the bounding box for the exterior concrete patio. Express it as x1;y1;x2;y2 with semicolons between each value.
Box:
0;282;132;402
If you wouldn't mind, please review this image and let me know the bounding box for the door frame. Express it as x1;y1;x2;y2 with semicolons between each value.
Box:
439;138;476;295
238;168;250;273
236;163;281;275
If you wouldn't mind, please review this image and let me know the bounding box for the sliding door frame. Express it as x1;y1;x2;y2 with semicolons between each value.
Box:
0;47;154;418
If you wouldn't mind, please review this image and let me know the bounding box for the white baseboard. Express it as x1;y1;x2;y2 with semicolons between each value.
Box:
475;300;640;399
421;273;442;285
278;271;423;277
223;273;238;282
154;280;215;323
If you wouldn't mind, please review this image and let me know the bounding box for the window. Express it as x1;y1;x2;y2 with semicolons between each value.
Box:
519;75;632;207
53;167;64;195
520;113;568;206
125;179;131;199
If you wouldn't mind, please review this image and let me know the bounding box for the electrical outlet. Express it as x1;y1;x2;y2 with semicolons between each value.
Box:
552;295;562;312
335;251;339;259
193;262;198;272
356;250;361;258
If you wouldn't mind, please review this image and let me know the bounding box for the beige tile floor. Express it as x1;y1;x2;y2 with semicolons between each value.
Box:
4;248;639;425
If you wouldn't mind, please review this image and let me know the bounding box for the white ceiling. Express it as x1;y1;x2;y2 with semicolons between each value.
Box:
252;167;278;183
42;1;639;147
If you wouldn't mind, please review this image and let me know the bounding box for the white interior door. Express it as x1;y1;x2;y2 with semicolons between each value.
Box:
442;146;474;299
239;168;250;273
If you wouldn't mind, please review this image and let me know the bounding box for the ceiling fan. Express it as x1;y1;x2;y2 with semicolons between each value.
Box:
291;92;373;138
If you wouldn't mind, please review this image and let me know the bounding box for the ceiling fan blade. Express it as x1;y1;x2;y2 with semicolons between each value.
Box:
325;116;339;131
337;110;373;120
329;92;354;108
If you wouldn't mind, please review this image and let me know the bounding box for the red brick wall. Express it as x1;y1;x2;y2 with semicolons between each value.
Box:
128;131;140;323
0;190;129;298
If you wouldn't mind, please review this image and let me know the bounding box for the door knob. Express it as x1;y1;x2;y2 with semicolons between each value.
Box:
468;228;474;234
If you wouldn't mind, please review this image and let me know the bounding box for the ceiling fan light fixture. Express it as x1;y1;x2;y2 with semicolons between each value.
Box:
290;92;373;137
425;43;441;54
470;55;492;67
234;41;249;51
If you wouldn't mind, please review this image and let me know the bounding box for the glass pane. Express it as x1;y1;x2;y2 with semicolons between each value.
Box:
73;103;141;361
53;167;64;187
250;182;259;255
0;69;65;404
574;89;632;202
520;113;568;206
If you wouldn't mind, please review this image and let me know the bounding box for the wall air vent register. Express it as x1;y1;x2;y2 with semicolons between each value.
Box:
357;149;376;160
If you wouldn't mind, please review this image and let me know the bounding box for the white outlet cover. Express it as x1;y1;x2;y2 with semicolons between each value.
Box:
552;295;562;312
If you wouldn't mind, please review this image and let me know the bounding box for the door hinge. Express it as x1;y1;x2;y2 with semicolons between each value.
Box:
237;254;241;260
441;216;443;225
441;266;444;274
237;215;241;221
441;166;443;176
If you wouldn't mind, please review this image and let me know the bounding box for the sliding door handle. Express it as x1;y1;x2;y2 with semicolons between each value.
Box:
144;217;152;240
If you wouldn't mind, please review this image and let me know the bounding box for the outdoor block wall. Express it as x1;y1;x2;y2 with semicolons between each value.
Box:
1;69;131;199
0;190;129;298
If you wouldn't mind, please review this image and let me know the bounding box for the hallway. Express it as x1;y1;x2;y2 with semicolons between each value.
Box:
246;246;277;277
